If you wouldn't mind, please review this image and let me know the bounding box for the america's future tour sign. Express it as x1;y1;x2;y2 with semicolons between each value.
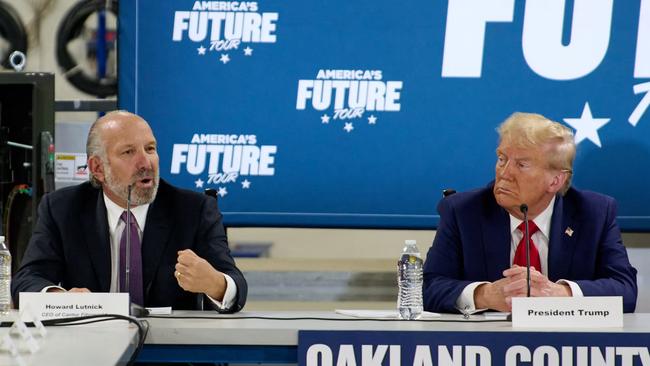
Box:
120;0;650;229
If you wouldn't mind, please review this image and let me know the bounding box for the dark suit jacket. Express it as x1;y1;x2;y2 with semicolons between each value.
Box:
423;183;637;313
11;179;247;312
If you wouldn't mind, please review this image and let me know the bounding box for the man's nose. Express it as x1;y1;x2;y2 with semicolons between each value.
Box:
134;149;153;170
498;161;513;179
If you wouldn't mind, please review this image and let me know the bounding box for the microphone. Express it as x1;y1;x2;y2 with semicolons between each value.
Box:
519;203;531;298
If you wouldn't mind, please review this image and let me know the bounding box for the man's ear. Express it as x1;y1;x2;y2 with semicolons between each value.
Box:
88;156;105;183
548;170;568;194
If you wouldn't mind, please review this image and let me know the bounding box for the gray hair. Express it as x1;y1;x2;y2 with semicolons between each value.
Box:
86;110;135;187
87;121;106;187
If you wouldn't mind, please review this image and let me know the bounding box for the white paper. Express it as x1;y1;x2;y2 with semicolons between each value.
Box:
335;309;440;319
456;306;488;317
483;311;510;320
145;307;172;315
55;152;89;182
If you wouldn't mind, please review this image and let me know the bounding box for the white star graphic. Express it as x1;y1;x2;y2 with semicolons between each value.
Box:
217;187;228;197
243;47;253;56
220;54;230;64
368;115;377;124
320;114;330;124
343;122;354;133
197;45;206;55
563;102;610;148
241;179;251;189
194;178;204;188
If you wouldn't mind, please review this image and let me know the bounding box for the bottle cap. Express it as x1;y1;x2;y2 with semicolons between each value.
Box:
404;239;416;245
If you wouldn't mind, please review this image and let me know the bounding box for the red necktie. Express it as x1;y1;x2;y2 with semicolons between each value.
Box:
513;220;541;272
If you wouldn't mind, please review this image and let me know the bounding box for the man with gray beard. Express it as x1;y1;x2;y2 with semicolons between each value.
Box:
12;111;247;312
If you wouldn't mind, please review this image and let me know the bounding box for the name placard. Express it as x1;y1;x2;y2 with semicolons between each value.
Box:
512;296;623;328
19;292;129;321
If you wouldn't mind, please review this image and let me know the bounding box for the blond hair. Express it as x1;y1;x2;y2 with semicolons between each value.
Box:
497;112;575;195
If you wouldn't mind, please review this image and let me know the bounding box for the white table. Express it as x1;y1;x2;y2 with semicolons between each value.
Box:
138;311;650;363
0;315;138;366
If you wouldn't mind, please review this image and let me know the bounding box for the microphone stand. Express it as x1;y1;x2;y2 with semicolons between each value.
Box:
520;204;531;297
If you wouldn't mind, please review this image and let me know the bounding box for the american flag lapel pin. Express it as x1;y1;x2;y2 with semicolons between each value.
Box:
565;227;574;237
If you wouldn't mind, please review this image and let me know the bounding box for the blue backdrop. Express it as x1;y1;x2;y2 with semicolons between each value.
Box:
119;0;650;230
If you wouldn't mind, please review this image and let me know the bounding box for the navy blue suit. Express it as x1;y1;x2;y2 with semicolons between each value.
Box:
423;184;637;313
11;179;247;312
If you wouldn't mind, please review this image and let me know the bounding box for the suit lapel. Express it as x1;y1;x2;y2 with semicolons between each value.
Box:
82;192;111;291
548;194;579;280
482;196;511;281
141;184;173;297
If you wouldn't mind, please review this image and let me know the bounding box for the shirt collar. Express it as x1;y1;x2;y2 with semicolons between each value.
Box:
509;197;555;239
103;192;150;232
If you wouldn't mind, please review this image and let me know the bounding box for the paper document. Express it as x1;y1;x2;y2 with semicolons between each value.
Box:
456;306;488;317
483;312;510;320
335;309;441;319
146;307;172;315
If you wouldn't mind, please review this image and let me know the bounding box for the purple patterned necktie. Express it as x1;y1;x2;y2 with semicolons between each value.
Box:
119;211;144;306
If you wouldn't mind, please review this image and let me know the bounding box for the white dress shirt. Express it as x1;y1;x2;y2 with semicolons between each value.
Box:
45;193;237;310
455;199;583;311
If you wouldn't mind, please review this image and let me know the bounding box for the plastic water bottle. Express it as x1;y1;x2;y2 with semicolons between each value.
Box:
0;236;11;314
397;239;423;320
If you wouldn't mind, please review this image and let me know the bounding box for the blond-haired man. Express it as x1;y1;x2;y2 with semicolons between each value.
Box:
423;113;637;313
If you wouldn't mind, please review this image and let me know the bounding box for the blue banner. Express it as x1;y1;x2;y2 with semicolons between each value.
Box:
118;0;650;229
298;330;650;366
